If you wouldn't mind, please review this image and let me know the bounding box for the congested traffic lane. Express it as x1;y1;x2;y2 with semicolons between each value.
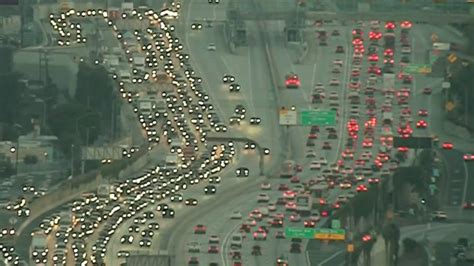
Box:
155;1;285;266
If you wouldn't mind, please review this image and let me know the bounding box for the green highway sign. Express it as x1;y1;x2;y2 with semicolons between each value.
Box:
403;64;432;74
331;219;341;229
300;110;336;126
285;227;316;239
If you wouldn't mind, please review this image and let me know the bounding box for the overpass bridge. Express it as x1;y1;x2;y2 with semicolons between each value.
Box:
226;0;474;24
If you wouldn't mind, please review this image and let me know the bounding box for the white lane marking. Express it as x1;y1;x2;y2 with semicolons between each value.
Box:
247;44;257;114
461;161;469;209
317;250;344;266
220;222;240;266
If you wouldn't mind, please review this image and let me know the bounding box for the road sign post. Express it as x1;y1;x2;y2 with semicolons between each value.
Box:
300;110;336;126
279;108;297;125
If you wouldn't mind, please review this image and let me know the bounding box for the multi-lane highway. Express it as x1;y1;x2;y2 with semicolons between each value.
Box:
4;1;474;266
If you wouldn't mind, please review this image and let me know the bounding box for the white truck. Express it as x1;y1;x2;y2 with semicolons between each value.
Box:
30;231;48;265
139;100;153;116
382;112;393;125
165;154;179;170
383;73;395;91
132;55;146;71
119;69;131;83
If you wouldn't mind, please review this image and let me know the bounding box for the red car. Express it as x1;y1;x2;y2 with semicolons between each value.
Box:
356;184;368;192
194;224;207;234
463;154;474;161
368;54;379;62
400;20;412;29
442;142;453;150
416;120;428;128
368;66;381;75
463;202;474;210
384;48;394;57
290;176;300;183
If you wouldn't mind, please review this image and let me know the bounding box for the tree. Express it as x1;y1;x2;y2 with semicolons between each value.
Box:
23;155;38;165
0;72;25;125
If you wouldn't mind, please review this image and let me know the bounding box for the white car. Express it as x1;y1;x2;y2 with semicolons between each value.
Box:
431;211;448;221
187;242;201;253
268;203;277;212
310;211;320;222
316;157;328;165
230;211;242;220
314;83;324;90
260;182;272;190
209;235;220;244
306;150;317;158
257;193;270;203
401;46;412;54
333;59;343;66
310;162;322;170
207;43;216;51
329;79;340;86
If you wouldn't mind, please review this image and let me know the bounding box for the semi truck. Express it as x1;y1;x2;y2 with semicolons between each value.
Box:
384;33;395;49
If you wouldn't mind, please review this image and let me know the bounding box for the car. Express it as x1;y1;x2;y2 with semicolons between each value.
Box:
204;185;217;194
117;250;131;258
306;150;317;158
229;83;241;92
335;46;344;53
139;238;152;247
207;43;216;51
278;184;289;191
289;213;301;222
187;242;201;253
368;177;380;184
209;235;220;244
253;228;267;240
416;120;428;128
250;117;261;125
418;109;428;116
463;202;474;210
185;198;198;206
223;75;235;83
285;73;300;88
290;175;300;183
170;193;183;202
310;211;320;222
230;233;243;248
230;211;243;219
423;87;432;95
430;211;448;221
332;30;340;36
120;235;134;244
208;245;219;253
333;59;343;66
244;142;257;150
463;154;474;161
188;257;199;266
236;167;249;177
260;182;271;190
141;229;154;238
332;67;341;74
161;209;174;219
277;257;289;266
194;224;207;234
356;184;368;192
441;142;453;150
257;193;270;203
191;23;202;30
304;220;315;227
322;142;331;149
209;176;221;184
329;79;340;86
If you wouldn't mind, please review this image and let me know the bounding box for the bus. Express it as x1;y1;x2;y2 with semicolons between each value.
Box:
295;194;312;215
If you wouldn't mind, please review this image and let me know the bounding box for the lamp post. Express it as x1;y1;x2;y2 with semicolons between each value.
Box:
11;124;23;176
75;112;102;145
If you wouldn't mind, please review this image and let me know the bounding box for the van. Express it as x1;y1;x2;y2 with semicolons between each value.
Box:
230;233;243;248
